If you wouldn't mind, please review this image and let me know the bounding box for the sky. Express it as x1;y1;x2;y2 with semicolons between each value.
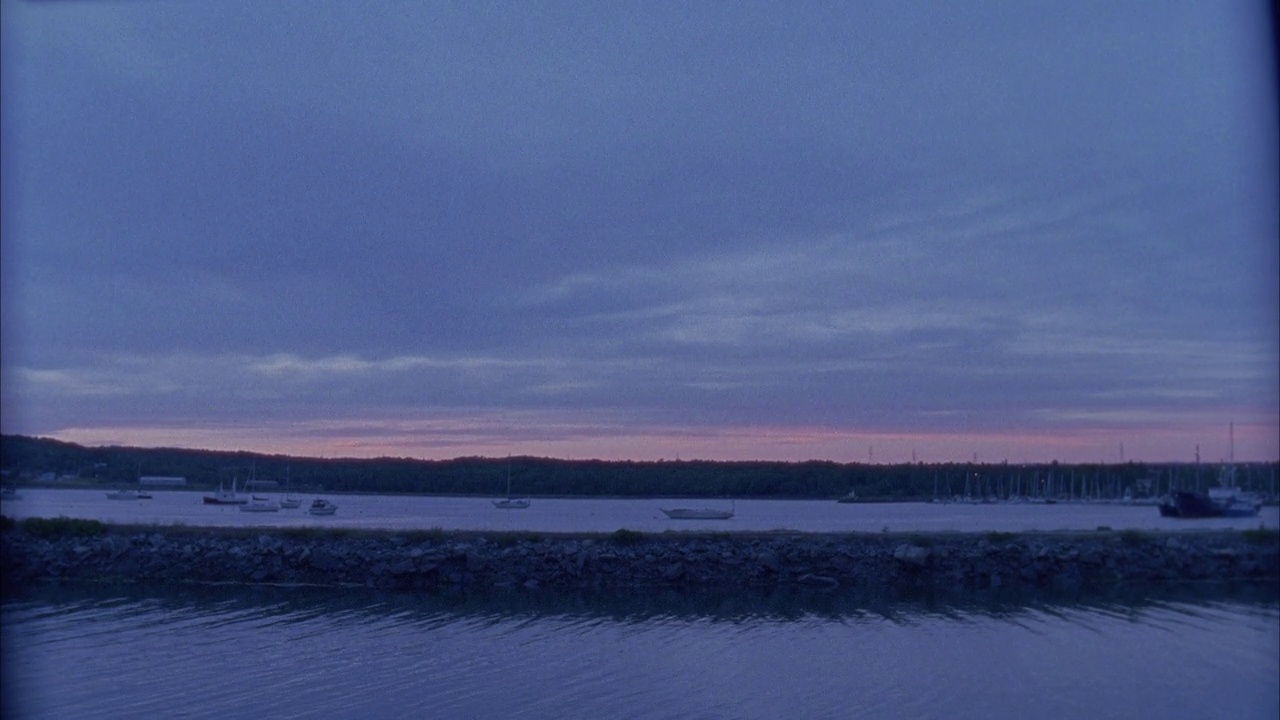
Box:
1;1;1277;465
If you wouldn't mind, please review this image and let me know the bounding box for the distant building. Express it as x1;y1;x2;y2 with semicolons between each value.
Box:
139;476;187;486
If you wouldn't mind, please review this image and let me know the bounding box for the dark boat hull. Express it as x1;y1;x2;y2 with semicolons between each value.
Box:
1159;491;1224;518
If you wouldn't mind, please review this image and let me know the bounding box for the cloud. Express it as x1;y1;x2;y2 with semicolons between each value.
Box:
2;0;1275;462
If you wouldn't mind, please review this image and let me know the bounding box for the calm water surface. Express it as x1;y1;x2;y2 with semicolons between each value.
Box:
3;489;1277;533
4;489;1278;719
3;581;1277;720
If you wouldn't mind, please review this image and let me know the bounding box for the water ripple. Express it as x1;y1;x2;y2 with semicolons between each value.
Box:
4;581;1277;720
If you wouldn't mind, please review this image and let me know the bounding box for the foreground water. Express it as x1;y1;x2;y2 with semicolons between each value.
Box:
3;489;1277;533
3;580;1278;720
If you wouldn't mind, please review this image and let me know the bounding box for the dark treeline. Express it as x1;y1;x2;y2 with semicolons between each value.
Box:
2;434;1277;501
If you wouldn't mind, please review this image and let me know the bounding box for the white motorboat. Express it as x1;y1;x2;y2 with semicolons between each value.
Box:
239;495;280;512
308;498;338;516
661;507;734;520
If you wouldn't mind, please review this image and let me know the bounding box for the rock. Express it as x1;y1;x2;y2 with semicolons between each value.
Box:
893;544;931;566
797;573;839;588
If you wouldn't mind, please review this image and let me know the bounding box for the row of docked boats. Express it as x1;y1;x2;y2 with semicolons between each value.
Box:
221;491;338;516
199;472;337;514
236;496;338;515
97;476;339;515
493;496;735;519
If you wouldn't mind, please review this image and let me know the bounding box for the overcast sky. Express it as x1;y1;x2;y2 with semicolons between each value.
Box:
2;1;1277;464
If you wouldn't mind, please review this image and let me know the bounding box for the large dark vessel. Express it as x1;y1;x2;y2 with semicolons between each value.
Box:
1158;491;1222;518
1158;466;1262;518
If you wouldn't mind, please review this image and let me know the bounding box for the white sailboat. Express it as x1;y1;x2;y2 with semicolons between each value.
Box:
279;466;301;509
492;459;530;509
204;475;248;505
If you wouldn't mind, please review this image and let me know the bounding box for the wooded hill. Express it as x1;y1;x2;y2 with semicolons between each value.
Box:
2;434;1275;501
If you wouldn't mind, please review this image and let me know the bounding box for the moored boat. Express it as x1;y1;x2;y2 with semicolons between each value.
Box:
204;476;248;505
1158;466;1262;519
1207;467;1262;517
491;459;530;509
239;495;280;512
106;489;148;500
661;507;734;520
1158;491;1220;518
308;498;338;516
279;465;302;508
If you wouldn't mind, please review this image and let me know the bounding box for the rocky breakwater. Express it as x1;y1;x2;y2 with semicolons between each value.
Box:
3;524;1278;594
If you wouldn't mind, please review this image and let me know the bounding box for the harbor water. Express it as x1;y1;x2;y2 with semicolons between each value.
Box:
2;488;1277;534
3;489;1278;719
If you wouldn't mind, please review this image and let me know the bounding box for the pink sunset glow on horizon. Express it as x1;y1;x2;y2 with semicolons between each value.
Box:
41;419;1280;466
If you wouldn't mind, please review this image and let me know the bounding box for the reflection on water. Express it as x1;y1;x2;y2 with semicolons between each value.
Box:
4;580;1278;720
7;578;1278;628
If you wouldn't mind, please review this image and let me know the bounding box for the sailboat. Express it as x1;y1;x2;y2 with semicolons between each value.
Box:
492;459;530;509
109;474;153;500
279;465;301;509
203;475;248;505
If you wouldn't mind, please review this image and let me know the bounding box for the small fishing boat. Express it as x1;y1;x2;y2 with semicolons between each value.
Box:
308;498;338;516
